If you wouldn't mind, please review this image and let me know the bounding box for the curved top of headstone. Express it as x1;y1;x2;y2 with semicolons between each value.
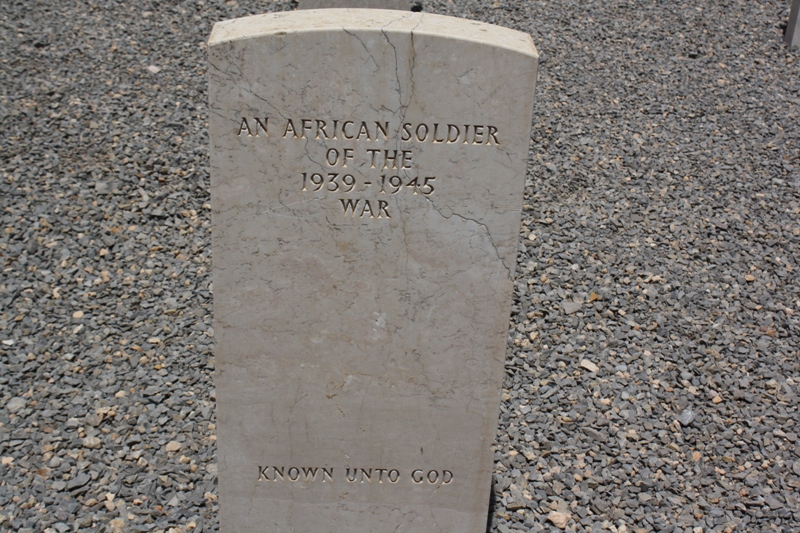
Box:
209;9;538;58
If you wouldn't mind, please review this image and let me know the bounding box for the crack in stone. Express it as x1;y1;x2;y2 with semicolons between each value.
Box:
397;18;423;146
342;28;380;70
242;87;287;122
378;12;416;112
422;196;514;280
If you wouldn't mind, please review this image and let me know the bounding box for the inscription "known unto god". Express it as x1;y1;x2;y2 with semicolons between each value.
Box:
257;466;454;486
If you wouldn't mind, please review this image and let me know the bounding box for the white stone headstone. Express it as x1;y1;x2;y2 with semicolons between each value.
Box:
298;0;413;9
208;10;538;533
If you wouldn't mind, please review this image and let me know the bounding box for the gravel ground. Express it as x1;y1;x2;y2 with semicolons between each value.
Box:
1;0;799;532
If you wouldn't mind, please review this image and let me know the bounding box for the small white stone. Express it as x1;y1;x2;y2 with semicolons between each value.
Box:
580;359;599;373
146;65;161;74
82;436;102;449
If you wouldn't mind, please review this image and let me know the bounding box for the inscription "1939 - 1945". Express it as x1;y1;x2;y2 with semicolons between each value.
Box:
257;466;454;486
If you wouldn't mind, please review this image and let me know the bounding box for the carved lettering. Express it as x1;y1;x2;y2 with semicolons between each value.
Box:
359;200;375;218
442;470;453;484
378;200;390;219
487;125;500;144
375;121;389;140
238;117;252;136
301;118;313;139
235;116;500;222
342;120;355;139
415;123;428;142
401;122;412;141
411;469;452;484
339;199;391;219
402;150;412;168
326;148;339;166
383;150;398;169
254;117;268;136
356;121;370;140
283;119;298;138
432;123;445;143
473;125;484;145
257;466;451;485
316;119;330;139
257;466;335;482
340;198;360;217
367;149;379;168
446;124;459;143
324;148;354;168
239;117;500;145
238;117;269;137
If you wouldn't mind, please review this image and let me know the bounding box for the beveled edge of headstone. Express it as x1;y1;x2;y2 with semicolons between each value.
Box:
208;9;538;60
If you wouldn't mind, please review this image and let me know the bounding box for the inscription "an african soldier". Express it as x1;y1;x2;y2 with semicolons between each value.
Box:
237;118;501;145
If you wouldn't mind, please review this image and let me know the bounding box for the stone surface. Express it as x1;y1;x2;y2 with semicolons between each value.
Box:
298;0;413;9
788;0;800;49
208;9;537;533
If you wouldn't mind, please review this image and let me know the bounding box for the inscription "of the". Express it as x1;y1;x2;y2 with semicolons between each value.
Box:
257;466;454;486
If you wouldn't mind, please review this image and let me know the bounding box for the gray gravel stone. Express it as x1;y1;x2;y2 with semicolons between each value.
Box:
4;397;26;414
678;408;696;426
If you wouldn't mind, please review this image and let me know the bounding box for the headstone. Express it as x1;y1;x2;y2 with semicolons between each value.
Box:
788;0;800;49
208;9;538;533
298;0;413;9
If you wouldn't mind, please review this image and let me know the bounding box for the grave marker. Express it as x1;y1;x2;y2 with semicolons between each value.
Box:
208;9;538;533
